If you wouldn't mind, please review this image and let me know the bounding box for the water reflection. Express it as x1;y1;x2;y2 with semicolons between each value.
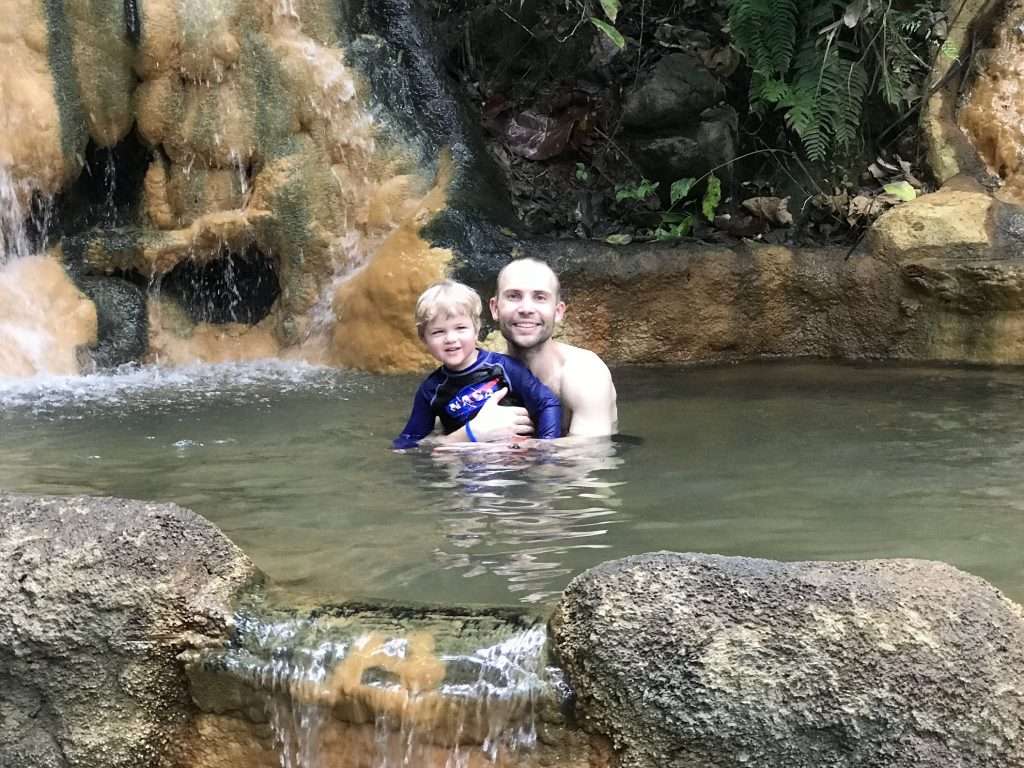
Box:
414;440;626;604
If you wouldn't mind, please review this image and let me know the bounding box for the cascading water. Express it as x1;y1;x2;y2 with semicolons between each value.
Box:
188;602;562;768
0;167;98;377
2;0;457;378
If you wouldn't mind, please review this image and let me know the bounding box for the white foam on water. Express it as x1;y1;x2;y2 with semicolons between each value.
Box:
0;359;365;414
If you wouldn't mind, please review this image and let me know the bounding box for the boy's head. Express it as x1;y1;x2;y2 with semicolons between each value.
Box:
415;280;482;340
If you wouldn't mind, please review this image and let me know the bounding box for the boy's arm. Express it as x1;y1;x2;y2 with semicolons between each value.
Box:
505;360;563;439
392;385;438;449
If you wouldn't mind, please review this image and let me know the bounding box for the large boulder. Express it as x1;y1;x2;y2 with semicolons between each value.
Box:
551;552;1024;768
0;493;259;768
621;53;726;130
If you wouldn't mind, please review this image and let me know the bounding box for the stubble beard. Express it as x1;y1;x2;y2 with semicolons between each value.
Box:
501;318;552;358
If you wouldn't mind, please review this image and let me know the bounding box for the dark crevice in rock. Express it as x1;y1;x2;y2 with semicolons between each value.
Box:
161;248;280;325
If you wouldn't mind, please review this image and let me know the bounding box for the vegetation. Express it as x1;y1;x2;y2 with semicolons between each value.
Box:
435;0;944;244
589;0;944;162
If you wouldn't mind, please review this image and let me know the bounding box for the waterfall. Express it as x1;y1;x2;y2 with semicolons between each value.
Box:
193;608;555;767
0;167;98;378
0;166;34;264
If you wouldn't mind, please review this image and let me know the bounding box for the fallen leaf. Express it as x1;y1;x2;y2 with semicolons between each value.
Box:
742;196;793;226
883;181;918;201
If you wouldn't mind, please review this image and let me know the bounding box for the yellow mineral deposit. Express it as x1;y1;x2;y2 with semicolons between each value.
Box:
959;11;1024;203
0;256;97;377
145;295;280;365
0;0;66;200
327;156;454;373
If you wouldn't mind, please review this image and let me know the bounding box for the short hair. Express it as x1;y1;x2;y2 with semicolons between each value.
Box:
414;280;482;339
495;257;561;301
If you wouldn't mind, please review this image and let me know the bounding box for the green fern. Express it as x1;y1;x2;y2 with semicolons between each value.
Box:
729;0;919;161
729;0;802;76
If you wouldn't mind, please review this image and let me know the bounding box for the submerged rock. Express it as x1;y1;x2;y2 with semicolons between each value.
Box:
0;493;259;768
552;552;1024;768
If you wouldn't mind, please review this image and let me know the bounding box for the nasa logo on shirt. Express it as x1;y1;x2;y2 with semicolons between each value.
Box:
446;377;502;417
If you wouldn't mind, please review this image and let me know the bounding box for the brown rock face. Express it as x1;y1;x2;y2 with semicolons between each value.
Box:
0;493;260;768
552;552;1024;768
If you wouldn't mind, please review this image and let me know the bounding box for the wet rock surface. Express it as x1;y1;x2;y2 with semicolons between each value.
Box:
0;493;259;768
72;274;148;369
552;552;1024;768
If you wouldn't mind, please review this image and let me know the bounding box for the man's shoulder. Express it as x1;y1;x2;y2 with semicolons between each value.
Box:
558;342;612;378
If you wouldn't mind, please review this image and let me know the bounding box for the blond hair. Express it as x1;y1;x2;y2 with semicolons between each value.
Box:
415;280;482;339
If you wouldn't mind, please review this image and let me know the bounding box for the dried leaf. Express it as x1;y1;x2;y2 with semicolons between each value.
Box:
845;194;892;226
843;0;866;27
605;233;633;245
502;110;576;161
741;196;793;226
867;163;888;181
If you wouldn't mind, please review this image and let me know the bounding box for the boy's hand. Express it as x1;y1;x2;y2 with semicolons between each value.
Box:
470;388;534;441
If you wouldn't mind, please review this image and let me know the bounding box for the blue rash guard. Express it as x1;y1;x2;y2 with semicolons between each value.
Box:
393;349;562;449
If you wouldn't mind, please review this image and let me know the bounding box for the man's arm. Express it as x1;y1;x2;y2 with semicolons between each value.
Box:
434;388;535;444
562;351;618;437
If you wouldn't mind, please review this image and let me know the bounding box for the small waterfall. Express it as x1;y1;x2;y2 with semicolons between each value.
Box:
193;606;556;768
0;166;35;264
0;167;98;378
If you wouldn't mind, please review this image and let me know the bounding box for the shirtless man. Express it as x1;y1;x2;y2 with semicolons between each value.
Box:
439;257;617;442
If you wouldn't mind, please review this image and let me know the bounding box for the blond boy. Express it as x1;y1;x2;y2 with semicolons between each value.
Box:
392;280;562;448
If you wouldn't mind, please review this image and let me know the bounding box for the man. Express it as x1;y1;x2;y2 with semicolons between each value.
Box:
439;257;618;442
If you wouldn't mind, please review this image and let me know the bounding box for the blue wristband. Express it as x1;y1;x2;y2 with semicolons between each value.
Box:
465;421;478;443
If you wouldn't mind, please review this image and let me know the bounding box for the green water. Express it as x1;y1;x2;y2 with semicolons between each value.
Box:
1;361;1022;605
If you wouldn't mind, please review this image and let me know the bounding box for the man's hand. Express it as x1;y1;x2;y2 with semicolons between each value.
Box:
468;388;534;441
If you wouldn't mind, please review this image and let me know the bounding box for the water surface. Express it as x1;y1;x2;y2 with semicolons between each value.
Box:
1;361;1022;605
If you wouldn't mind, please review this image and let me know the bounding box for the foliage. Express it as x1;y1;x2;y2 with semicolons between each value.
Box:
730;0;944;161
604;174;722;242
615;178;660;202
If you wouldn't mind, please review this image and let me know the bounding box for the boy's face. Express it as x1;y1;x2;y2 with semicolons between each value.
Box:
489;260;565;351
422;312;478;370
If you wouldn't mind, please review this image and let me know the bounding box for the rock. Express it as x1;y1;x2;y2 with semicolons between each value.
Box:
627;106;737;185
622;53;726;130
552;552;1024;768
0;493;260;768
73;275;148;368
868;185;995;263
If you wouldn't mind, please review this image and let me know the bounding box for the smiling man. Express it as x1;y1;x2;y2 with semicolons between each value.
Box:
440;258;617;442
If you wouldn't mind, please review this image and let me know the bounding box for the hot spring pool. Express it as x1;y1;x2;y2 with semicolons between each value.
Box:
1;361;1022;605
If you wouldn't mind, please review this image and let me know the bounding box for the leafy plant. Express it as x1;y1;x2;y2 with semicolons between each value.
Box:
615;178;659;202
650;174;723;240
590;0;625;48
730;0;944;161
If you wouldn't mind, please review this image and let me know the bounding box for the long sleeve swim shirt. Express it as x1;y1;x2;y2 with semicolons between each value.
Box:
393;350;562;448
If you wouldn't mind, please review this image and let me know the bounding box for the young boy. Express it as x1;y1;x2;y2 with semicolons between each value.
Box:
392;280;562;449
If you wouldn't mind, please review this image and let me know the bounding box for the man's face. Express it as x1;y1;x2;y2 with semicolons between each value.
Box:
489;261;565;351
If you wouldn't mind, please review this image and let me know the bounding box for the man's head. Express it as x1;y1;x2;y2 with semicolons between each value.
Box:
490;258;565;352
